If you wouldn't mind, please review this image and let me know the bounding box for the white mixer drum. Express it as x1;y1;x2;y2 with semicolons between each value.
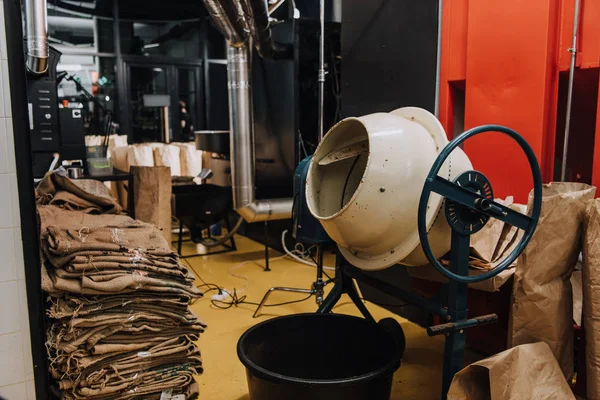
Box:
305;107;472;270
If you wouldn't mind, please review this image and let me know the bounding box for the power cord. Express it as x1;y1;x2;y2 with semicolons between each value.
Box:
183;256;316;311
281;230;335;271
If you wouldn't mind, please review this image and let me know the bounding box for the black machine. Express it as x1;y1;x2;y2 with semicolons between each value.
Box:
27;47;87;178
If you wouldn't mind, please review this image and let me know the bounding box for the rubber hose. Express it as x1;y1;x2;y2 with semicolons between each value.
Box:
196;216;244;248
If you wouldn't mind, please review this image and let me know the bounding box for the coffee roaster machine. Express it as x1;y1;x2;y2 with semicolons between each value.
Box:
26;46;88;179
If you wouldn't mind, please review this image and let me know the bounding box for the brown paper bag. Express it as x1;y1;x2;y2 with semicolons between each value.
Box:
583;200;600;399
510;182;596;380
110;146;129;207
131;166;172;242
470;197;514;263
447;342;575;400
153;145;181;176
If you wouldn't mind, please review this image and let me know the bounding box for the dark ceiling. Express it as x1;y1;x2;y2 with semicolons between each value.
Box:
48;0;208;21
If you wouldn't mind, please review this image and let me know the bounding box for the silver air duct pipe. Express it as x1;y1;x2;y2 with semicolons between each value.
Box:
227;45;292;222
202;0;247;45
202;0;292;222
243;0;290;59
25;0;49;74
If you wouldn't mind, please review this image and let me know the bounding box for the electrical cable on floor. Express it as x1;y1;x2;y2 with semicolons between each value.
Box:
281;230;335;271
211;288;314;310
227;255;287;294
186;257;407;311
181;231;339;312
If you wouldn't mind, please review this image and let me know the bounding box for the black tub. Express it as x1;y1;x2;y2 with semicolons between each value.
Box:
237;313;403;400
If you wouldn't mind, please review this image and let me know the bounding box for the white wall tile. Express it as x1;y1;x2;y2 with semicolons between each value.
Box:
0;117;8;174
0;0;6;61
0;281;20;335
17;280;32;381
6;118;15;173
13;228;24;281
2;60;10;117
0;60;4;118
0;381;27;400
0;174;13;229
0;333;25;386
0;228;16;282
9;173;19;227
26;380;35;400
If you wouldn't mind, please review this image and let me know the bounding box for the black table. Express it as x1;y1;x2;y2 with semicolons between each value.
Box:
75;168;131;182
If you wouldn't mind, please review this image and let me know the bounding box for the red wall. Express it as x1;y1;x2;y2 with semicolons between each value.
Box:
439;0;600;202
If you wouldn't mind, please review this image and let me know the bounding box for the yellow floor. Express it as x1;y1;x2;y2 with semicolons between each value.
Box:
181;235;480;400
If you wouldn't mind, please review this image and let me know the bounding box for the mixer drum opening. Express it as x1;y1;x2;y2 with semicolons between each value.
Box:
306;108;473;271
307;118;369;219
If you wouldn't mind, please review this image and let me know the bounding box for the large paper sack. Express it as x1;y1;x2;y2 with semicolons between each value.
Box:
131;166;172;242
510;182;595;380
448;342;575;400
583;200;600;399
153;145;181;176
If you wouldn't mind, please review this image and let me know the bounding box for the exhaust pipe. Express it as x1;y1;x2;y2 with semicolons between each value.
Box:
227;46;292;222
202;0;247;45
244;0;290;59
202;0;292;222
25;0;49;74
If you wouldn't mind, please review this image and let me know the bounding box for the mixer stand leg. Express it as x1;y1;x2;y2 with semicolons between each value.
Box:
318;258;375;323
253;245;329;318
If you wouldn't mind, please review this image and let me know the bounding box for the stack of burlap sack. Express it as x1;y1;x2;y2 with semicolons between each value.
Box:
36;173;205;400
450;182;600;399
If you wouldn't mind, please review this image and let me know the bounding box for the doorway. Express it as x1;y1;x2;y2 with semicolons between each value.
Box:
121;58;204;143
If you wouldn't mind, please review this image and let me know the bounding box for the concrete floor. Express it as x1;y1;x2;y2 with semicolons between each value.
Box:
182;235;480;400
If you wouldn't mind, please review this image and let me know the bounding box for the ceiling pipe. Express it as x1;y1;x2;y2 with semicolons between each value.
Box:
242;0;291;59
25;0;49;74
202;0;247;45
202;0;292;222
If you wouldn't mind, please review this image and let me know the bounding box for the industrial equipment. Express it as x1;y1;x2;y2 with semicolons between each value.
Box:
299;109;542;399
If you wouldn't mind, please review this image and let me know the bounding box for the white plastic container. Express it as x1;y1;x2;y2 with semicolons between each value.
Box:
306;107;472;271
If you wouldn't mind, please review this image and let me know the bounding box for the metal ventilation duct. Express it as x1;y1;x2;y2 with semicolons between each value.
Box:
25;0;49;74
244;0;290;59
202;0;292;222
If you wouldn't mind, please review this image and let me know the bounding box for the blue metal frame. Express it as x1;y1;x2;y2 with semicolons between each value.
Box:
418;125;543;283
316;125;542;400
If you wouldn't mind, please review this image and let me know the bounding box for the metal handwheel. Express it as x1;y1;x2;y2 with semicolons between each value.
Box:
417;125;543;283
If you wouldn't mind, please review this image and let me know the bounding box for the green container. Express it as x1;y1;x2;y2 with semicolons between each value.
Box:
87;158;113;176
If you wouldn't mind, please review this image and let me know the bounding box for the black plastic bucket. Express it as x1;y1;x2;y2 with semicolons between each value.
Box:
237;313;403;400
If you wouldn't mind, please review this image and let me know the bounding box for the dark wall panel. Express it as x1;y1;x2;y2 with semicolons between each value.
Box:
341;0;439;117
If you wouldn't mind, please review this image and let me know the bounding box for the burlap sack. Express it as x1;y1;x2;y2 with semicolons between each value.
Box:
44;223;170;255
509;182;596;380
153;145;181;176
36;172;123;214
48;293;190;319
131;166;172;242
583;200;600;399
447;342;575;400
